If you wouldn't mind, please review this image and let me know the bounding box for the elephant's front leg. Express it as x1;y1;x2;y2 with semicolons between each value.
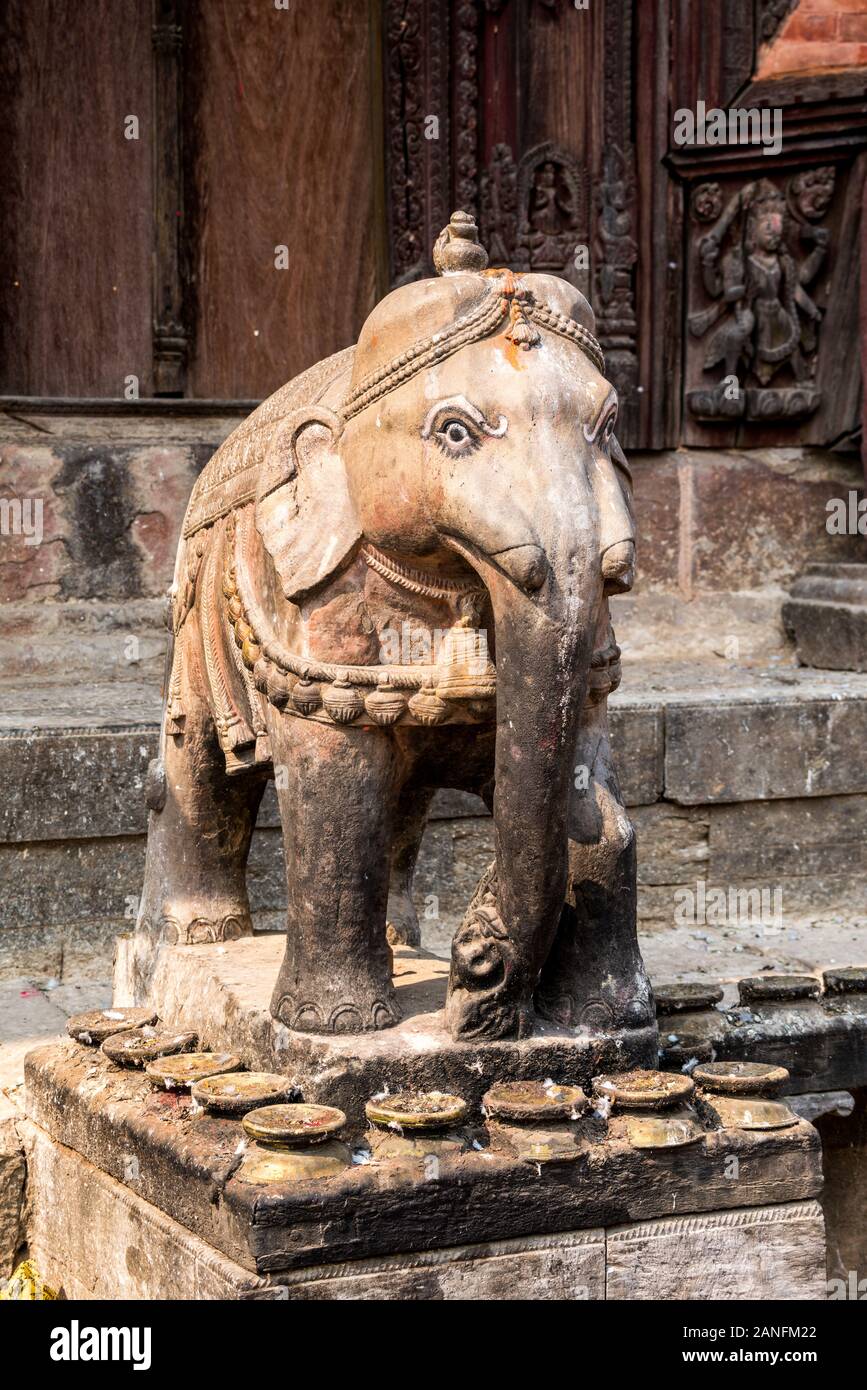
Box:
268;712;403;1034
535;673;654;1033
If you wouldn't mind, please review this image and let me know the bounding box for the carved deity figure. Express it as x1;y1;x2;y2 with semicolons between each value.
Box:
481;143;588;288
520;158;582;271
595;146;638;309
687;172;833;421
135;211;652;1047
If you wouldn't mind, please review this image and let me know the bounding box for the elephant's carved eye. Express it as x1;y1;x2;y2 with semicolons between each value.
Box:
584;391;618;447
422;396;507;456
435;418;479;457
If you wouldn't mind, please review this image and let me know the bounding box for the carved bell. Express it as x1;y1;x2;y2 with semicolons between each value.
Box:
241;636;261;668
435;617;496;702
408;677;449;726
252;658;270;695
266;667;291;709
364;675;407;726
292;677;321;715
323;675;364;724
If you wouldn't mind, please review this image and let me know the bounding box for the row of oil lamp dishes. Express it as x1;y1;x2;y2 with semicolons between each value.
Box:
64;1005;800;1176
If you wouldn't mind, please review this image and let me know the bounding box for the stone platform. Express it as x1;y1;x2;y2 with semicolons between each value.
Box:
21;1119;825;1301
115;936;657;1118
23;1040;826;1299
657;971;867;1094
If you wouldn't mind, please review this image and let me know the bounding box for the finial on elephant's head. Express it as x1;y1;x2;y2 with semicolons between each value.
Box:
433;211;489;276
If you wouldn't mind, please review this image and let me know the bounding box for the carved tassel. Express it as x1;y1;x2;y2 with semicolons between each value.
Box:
505;298;540;349
222;717;255;752
165;623;186;735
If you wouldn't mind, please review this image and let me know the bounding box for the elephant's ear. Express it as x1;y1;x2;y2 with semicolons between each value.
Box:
255;406;361;602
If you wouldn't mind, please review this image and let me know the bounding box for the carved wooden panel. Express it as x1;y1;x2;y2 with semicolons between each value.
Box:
595;0;639;442
381;0;867;451
383;0;451;283
668;1;867;448
152;0;188;396
682;166;855;445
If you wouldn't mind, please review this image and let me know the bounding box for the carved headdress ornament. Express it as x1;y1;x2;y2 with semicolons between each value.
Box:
342;211;605;422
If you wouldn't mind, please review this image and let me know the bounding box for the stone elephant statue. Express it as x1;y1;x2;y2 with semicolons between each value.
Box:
136;211;654;1044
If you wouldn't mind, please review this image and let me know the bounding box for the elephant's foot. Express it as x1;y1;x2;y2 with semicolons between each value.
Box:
445;865;533;1041
386;889;421;948
271;958;401;1035
535;897;654;1032
137;899;254;947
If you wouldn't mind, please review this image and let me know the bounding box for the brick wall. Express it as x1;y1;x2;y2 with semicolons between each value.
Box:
756;0;867;80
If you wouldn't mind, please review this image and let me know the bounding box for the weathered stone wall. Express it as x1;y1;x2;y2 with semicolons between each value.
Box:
2;416;863;609
630;448;864;597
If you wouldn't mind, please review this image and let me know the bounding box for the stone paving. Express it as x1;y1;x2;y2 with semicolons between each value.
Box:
0;976;111;1091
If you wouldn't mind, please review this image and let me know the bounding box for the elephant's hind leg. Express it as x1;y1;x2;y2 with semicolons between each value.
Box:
268;714;402;1034
136;641;267;968
386;785;435;948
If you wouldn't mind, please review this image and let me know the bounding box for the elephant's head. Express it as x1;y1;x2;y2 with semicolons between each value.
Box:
255;211;634;1039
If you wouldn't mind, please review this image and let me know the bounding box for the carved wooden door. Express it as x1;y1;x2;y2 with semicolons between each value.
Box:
381;0;866;451
383;0;641;440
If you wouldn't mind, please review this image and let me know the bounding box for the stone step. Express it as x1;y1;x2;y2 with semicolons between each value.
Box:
2;599;166;681
2;660;866;982
783;559;867;674
2;659;867;844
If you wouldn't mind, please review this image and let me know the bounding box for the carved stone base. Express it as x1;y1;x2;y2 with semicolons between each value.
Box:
21;1118;826;1300
22;1041;826;1299
115;934;657;1119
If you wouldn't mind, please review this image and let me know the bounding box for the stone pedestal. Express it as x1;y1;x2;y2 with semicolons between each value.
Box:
115;935;658;1118
22;1037;827;1301
22;1119;825;1301
12;936;829;1301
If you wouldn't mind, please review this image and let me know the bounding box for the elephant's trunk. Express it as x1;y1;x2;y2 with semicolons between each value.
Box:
446;563;597;1039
